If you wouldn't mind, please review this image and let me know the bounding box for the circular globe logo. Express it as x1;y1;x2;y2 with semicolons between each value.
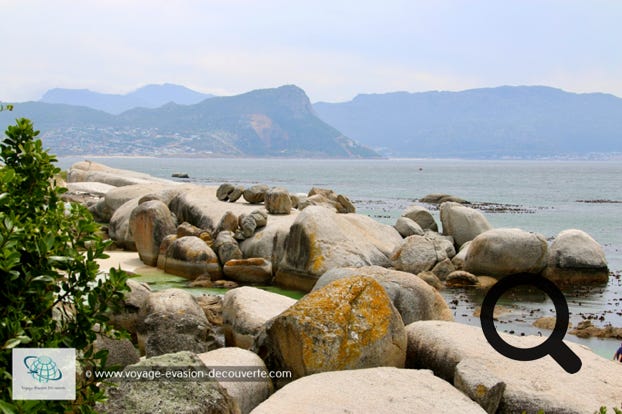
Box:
24;355;63;383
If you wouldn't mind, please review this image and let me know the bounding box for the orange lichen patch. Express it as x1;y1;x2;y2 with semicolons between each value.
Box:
273;276;394;375
308;232;325;273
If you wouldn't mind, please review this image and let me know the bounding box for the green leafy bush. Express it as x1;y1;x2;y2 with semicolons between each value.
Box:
0;118;129;413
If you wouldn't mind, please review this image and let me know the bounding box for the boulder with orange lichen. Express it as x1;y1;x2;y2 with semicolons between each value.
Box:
253;276;406;382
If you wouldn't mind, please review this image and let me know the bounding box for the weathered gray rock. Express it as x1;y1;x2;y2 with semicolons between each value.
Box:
198;347;273;414
402;205;438;231
216;211;239;234
109;198;140;250
228;185;245;202
405;321;622;414
440;201;492;247
236;210;268;240
431;258;456;280
98;351;239;414
109;279;152;337
138;288;217;357
67;181;115;197
421;193;468;204
416;271;443;290
465;228;548;278
130;200;177;266
243;185;270;204
162;236;222;280
93;334;140;369
297;193;338;212
452;240;471;270
544;229;609;285
394;216;424;237
222;287;296;349
223;258;272;284
217;183;235;201
390;235;447;274
454;358;506;414
335;194;355;213
254;277;406;380
68;161;174;187
170;186;297;233
313;266;453;324
276;206;403;291
298;188;356;214
265;187;292;215
215;231;244;265
249;367;486;414
240;217;295;276
446;270;479;287
176;221;213;244
424;230;456;258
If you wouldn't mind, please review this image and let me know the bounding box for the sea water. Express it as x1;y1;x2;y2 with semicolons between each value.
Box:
57;157;622;357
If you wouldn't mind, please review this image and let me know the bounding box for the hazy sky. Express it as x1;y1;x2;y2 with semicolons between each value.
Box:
1;0;621;103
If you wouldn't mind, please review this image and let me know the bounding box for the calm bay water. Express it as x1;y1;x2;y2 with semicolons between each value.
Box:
58;157;622;357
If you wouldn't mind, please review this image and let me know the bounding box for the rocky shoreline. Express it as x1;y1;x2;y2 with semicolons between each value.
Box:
63;161;621;413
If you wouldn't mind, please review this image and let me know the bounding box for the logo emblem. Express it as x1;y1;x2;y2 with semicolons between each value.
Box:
24;355;63;383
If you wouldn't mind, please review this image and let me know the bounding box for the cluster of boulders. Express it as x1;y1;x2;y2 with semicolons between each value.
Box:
62;161;620;413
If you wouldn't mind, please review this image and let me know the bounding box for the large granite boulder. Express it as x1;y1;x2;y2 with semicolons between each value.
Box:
97;351;239;414
440;201;492;247
394;216;424;237
405;320;622;413
108;198;140;250
275;206;403;291
214;231;244;265
68;161;174;187
243;184;270;204
465;228;548;278
222;287;296;349
254;277;406;380
109;279;152;339
93;335;140;369
161;236;222;280
390;234;447;274
249;367;486;414
544;229;609;284
265;187;292;215
240;217;296;275
312;266;453;324
130;200;177;266
198;347;273;414
90;183;176;223
138;288;217;357
298;188;356;214
223;258;272;284
401;205;438;231
169;186;297;234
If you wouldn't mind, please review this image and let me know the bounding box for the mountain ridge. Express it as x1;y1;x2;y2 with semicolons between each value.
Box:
40;83;214;115
313;85;622;158
1;85;379;158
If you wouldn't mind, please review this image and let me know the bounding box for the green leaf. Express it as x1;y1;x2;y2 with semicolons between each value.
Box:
2;338;21;349
0;400;17;414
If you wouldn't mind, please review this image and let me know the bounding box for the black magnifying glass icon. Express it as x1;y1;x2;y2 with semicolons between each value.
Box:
480;273;582;374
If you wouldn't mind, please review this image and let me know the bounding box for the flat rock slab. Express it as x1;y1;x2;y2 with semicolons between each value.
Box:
406;320;622;413
250;367;486;414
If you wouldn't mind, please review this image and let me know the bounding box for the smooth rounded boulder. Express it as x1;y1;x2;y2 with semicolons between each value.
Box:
223;258;272;284
97;351;238;414
276;206;403;291
243;184;270;204
254;276;406;380
161;236;221;279
313;266;453;324
390;235;447;274
402;205;438;231
223;286;297;349
250;367;486;414
265;187;292;215
465;228;548;278
544;229;609;284
394;216;424;237
130;200;177;266
440;201;492;247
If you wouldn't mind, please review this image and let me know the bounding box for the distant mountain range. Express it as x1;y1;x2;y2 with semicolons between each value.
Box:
40;83;214;115
0;85;378;158
2;84;622;159
313;86;622;158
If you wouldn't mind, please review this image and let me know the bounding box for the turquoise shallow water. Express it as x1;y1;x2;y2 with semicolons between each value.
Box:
59;157;622;358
